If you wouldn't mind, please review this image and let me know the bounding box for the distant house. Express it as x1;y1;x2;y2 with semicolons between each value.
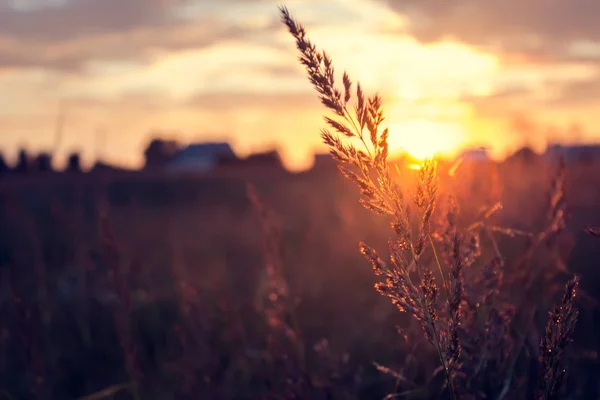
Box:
144;138;180;169
167;142;237;173
313;153;336;166
545;144;600;165
90;161;130;174
0;152;8;176
311;153;337;173
242;150;283;169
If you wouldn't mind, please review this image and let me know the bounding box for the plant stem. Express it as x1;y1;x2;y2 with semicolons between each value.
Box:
429;234;450;301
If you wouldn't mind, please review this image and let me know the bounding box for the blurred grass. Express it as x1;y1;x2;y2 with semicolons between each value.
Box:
0;158;599;398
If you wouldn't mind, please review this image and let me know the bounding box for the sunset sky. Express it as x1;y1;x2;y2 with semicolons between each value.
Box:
2;0;600;170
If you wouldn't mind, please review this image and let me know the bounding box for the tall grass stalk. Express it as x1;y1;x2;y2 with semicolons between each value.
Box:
98;202;141;400
279;7;461;397
280;6;580;398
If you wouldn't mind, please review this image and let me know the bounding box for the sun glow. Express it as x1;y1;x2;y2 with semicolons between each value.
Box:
387;118;465;160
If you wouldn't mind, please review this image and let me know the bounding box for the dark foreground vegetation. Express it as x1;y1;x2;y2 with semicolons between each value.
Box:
0;154;600;399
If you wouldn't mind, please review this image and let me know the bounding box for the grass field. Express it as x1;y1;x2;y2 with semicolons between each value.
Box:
0;155;599;399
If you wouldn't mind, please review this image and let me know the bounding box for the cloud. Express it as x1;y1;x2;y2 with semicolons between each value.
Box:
65;89;316;112
551;74;600;107
53;89;321;124
460;87;537;119
0;0;282;71
63;89;175;113
381;0;600;63
0;0;183;41
186;90;320;111
0;22;269;71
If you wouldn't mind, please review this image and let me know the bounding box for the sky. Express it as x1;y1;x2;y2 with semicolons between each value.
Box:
2;0;600;170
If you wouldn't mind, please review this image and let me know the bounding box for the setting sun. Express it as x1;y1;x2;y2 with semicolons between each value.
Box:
387;118;465;160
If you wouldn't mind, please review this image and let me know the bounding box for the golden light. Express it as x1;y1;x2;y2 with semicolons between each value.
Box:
387;118;465;160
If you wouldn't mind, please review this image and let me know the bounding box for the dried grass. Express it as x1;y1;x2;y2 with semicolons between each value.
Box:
280;6;582;399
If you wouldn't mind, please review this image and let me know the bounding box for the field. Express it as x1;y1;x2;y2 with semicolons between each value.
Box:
0;155;599;400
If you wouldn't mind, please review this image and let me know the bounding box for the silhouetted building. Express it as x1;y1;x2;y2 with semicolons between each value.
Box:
34;152;53;172
144;138;180;169
0;152;8;176
545;143;600;165
90;161;129;174
243;150;283;168
66;153;82;173
311;153;337;173
168;142;236;173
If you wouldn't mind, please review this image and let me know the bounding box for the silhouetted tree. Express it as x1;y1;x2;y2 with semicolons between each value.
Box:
0;152;8;176
15;148;32;173
34;152;53;172
144;138;180;169
66;153;82;173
